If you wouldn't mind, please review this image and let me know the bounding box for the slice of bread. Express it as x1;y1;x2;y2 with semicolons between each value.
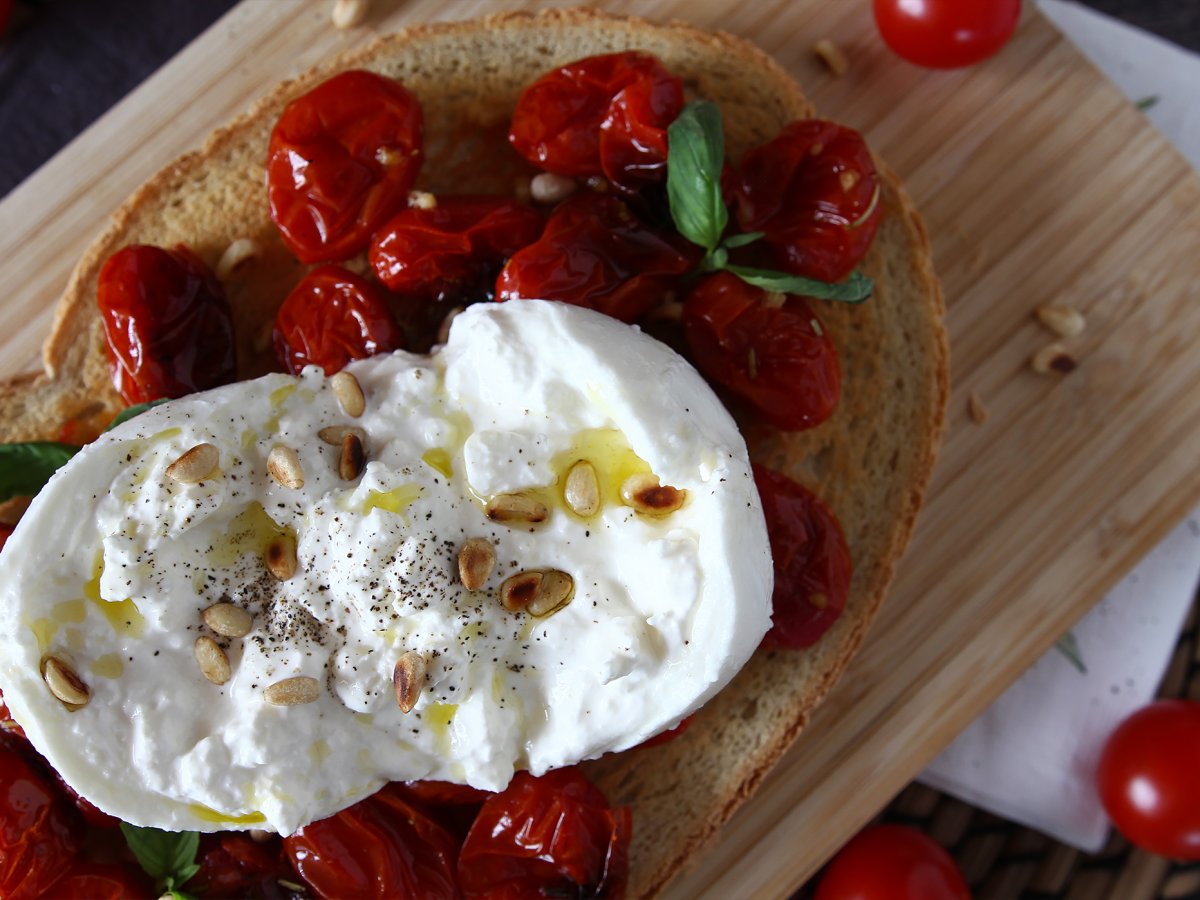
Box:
0;9;948;896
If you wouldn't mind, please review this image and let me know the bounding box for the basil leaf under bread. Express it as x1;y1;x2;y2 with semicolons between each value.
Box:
106;399;168;432
0;442;79;504
667;101;727;254
120;823;200;895
723;266;874;303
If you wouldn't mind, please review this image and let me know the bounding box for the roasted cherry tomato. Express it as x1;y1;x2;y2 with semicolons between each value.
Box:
187;833;294;898
753;464;852;649
43;861;153;899
370;196;544;301
497;191;698;323
284;784;459;899
458;767;631;899
97;244;236;405
272;264;404;375
1097;699;1200;859
267;70;424;263
400;780;494;807
51;773;120;830
0;524;12;556
0;746;81;899
815;824;970;900
874;0;1021;69
509;52;683;191
735;120;881;283
683;273;839;431
635;714;694;750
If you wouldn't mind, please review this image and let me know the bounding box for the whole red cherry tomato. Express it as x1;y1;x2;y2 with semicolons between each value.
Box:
0;746;81;899
458;767;631;899
188;833;294;898
735;120;881;283
683;272;839;431
43;861;154;899
284;784;459;899
509;52;683;191
272;265;404;375
267;70;424;263
370;197;544;300
97;244;236;405
497;191;698;323
753;464;852;649
874;0;1021;69
1096;699;1200;859
815;824;970;900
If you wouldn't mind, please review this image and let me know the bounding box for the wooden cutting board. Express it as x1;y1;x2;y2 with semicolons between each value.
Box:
3;0;1199;896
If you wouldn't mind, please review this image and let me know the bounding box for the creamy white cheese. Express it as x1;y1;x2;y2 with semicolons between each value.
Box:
0;300;772;835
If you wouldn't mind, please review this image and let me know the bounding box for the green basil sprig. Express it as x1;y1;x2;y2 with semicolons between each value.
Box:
666;101;874;304
0;442;79;505
120;823;201;899
106;399;168;432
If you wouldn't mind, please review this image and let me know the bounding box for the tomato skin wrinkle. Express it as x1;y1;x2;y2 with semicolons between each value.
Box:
873;0;1021;69
96;244;236;405
458;768;631;899
1097;700;1200;859
735;120;881;284
509;51;683;191
683;272;840;431
815;824;970;900
268;69;424;263
273;264;405;376
370;196;545;301
497;191;698;323
752;464;852;649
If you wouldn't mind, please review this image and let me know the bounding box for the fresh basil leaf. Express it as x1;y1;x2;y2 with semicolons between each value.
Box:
0;442;79;504
1055;631;1087;674
106;399;168;432
667;100;727;253
120;823;201;889
724;265;874;303
721;231;764;249
707;246;729;270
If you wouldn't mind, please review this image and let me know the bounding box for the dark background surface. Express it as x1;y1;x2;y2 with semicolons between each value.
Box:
0;0;1196;200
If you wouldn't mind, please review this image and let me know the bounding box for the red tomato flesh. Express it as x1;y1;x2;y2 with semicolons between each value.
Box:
873;0;1021;69
96;244;236;405
0;746;81;899
43;861;153;900
815;824;970;900
509;51;683;191
736;120;882;284
753;464;852;649
683;272;840;431
272;264;405;375
267;70;424;263
1097;699;1200;859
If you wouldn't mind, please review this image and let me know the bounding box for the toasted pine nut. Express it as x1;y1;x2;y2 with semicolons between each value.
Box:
500;571;543;613
194;637;231;685
202;603;253;638
486;493;548;524
331;0;368;29
393;651;427;713
265;535;298;581
42;656;90;708
620;474;686;516
814;38;849;76
530;173;578;204
563;461;600;517
167;443;219;484
264;676;320;706
1030;343;1077;376
338;433;365;480
331;372;365;417
1035;304;1086;338
215;238;259;281
267;445;304;489
407;190;437;210
528;569;575;617
317;425;366;446
458;537;496;591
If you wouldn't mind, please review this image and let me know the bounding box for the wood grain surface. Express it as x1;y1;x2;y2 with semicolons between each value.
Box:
2;1;1199;897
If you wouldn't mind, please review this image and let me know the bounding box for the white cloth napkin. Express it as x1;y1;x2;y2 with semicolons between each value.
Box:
920;1;1200;853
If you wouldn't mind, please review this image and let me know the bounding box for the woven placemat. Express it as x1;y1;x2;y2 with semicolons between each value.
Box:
798;592;1200;899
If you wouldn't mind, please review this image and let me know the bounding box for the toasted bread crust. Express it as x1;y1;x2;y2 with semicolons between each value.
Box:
0;9;948;896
